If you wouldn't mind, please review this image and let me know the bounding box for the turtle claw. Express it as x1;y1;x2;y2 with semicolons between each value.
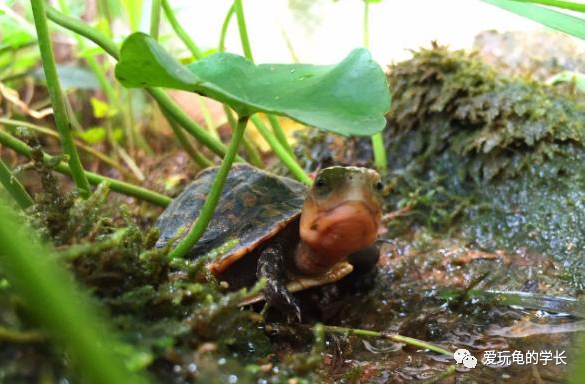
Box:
264;280;302;323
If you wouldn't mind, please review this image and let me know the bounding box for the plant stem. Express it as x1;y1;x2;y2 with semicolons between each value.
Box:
251;115;311;185
268;114;295;158
169;116;249;260
217;5;264;167
0;130;170;207
197;95;220;140
57;228;128;261
0;200;149;383
232;0;303;172
371;133;387;172
362;0;369;48
58;0;116;103
0;118;137;181
30;0;91;198
163;110;213;168
150;0;162;40
45;6;236;160
362;0;388;174
161;0;202;60
233;0;253;60
224;105;263;168
0;326;45;343
150;87;237;159
219;3;235;52
321;325;453;356
45;6;119;59
0;158;34;210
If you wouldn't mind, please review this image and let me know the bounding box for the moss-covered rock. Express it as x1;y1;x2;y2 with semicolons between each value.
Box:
384;44;584;288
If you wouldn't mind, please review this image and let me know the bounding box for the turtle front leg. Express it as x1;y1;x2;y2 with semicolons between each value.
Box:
257;244;302;322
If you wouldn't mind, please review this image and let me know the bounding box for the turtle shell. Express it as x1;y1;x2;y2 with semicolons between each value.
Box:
155;163;308;274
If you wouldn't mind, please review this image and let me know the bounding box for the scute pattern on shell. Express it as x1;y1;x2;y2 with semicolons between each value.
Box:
155;163;308;269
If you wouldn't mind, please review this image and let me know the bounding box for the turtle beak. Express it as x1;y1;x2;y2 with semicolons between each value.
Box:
299;197;381;262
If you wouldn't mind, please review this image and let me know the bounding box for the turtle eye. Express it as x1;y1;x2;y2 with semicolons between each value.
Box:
375;181;384;192
315;177;326;189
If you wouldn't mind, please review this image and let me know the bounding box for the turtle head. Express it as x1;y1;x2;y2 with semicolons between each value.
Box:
296;166;383;274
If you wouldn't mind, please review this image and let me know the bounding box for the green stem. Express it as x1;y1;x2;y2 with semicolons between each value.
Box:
161;0;202;60
0;158;34;210
322;325;453;356
231;0;305;175
44;6;234;160
0;200;149;383
363;0;369;48
362;0;387;173
150;87;237;160
163;110;213;168
217;8;264;168
0;326;45;343
45;6;120;60
219;3;235;52
371;133;387;173
224;105;263;168
56;0;116;103
30;0;91;198
197;95;220;140
268;114;295;158
0;130;171;207
251;115;311;185
57;228;128;261
0;118;137;181
233;0;253;60
169;116;249;260
150;0;162;40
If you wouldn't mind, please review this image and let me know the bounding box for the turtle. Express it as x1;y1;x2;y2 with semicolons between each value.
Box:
155;163;383;320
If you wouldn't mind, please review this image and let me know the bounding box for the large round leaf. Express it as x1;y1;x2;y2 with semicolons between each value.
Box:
115;32;390;136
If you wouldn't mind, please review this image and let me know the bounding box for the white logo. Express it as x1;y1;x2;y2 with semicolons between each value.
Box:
454;348;477;369
463;355;477;368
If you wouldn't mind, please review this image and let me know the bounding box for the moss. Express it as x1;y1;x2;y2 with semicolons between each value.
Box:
383;44;584;288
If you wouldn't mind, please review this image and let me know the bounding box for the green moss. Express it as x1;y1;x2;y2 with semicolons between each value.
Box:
384;44;584;288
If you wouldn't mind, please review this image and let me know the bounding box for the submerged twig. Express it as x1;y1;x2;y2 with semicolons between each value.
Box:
320;325;453;356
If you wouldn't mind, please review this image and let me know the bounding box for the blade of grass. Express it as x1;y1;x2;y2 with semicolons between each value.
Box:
251;115;312;185
0;158;34;210
0;130;171;206
0;199;150;383
219;3;235;52
168;116;249;260
30;0;91;197
44;6;238;161
481;0;585;39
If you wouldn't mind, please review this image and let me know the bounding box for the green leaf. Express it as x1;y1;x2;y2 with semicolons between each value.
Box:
481;0;585;39
115;32;390;136
90;97;117;118
77;127;106;144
